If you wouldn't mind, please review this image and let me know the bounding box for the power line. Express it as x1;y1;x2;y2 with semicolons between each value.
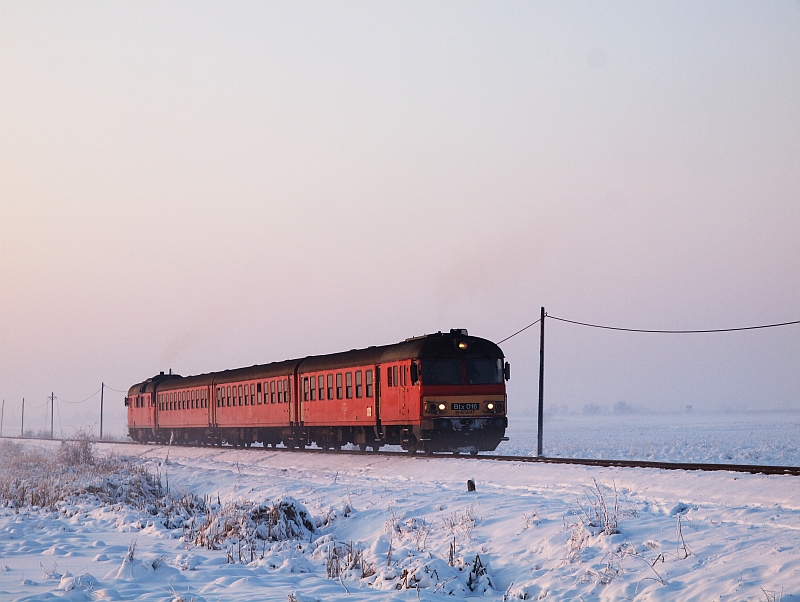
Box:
498;313;800;343
102;385;128;393
497;317;542;344
56;388;101;405
548;315;800;334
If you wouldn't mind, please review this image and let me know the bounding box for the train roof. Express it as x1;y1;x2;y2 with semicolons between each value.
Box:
129;330;503;393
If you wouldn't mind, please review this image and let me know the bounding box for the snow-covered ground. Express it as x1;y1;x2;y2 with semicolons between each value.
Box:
500;410;800;465
1;412;799;601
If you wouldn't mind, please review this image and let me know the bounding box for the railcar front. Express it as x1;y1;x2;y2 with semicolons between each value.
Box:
401;330;509;454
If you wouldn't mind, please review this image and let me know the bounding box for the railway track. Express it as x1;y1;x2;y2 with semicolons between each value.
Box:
10;435;800;476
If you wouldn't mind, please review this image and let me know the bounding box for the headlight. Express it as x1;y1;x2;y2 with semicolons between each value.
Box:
486;403;495;411
437;403;446;411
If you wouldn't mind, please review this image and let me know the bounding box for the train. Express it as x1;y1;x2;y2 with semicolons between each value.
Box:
127;329;510;454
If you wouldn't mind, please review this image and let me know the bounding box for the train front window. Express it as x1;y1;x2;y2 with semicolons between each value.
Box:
465;359;504;384
421;360;463;385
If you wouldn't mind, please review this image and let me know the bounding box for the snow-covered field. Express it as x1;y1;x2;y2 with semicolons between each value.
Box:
1;412;799;601
500;410;800;466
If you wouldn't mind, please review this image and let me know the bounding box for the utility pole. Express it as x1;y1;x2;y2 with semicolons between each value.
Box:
100;383;104;440
50;392;55;439
537;307;545;457
21;398;25;438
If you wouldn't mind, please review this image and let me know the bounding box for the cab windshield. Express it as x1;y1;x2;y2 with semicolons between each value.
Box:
421;359;503;385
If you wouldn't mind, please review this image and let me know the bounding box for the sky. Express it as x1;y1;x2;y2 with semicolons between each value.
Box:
1;1;798;437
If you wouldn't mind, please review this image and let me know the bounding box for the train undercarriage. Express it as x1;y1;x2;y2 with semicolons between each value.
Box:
128;416;507;455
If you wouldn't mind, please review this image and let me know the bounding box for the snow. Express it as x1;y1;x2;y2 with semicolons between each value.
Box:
0;411;798;601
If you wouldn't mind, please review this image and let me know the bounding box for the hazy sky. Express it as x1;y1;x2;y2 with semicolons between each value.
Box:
1;1;798;436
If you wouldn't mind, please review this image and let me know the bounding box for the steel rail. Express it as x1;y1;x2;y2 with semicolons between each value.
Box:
8;435;799;477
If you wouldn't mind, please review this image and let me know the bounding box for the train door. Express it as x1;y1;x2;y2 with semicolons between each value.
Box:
146;392;156;431
397;365;407;418
301;376;309;423
374;365;381;422
208;384;215;428
290;375;299;426
380;364;402;423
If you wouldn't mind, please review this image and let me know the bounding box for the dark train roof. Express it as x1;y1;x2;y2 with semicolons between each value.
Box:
129;330;503;393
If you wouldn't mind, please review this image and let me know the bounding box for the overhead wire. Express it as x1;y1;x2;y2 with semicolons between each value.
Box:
499;313;800;343
547;315;800;334
497;317;542;344
102;385;128;393
55;388;101;405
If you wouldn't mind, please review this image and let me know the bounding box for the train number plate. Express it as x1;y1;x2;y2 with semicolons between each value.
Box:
452;403;479;411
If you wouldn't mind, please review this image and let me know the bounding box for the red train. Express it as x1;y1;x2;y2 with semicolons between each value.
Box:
127;329;510;454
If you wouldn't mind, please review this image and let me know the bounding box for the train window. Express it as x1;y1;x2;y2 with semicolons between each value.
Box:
285;379;291;402
227;385;231;407
310;377;316;401
336;373;343;399
270;380;275;403
216;388;221;407
239;385;243;406
278;380;283;403
318;375;324;400
303;377;309;401
393;366;399;388
346;372;353;398
244;385;248;406
355;370;363;398
403;366;408;387
465;359;504;384
327;374;333;399
387;366;392;387
257;383;263;404
421;359;463;385
366;370;373;397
